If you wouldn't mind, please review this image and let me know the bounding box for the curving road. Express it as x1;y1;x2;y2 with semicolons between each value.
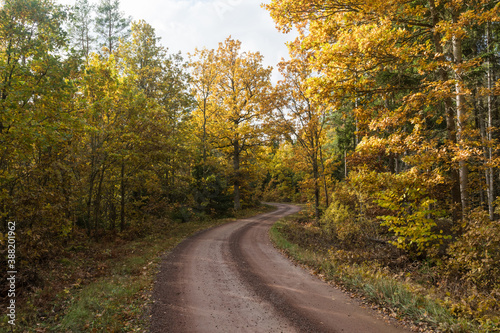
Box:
151;203;409;332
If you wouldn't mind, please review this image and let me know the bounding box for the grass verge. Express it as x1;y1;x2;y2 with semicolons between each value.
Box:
269;214;489;333
1;204;275;332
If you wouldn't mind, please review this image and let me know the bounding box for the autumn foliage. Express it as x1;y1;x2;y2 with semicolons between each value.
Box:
0;1;276;318
264;0;500;328
1;0;500;330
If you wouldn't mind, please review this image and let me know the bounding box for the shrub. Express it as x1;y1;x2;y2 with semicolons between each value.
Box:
350;167;448;257
447;208;500;290
319;198;374;247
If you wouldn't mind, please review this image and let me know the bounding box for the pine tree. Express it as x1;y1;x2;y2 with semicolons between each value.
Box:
67;0;95;61
95;0;131;54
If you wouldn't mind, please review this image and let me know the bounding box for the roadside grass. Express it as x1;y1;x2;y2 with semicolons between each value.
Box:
270;215;486;333
1;204;275;332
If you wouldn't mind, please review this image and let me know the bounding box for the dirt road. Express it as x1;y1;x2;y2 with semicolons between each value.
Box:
151;203;409;332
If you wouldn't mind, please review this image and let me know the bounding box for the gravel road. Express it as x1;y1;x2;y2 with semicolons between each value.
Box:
151;203;409;332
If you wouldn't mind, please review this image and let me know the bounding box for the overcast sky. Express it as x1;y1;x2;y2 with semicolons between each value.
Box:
56;0;296;82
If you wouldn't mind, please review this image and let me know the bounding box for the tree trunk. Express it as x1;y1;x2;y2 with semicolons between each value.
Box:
429;0;461;221
233;140;241;211
120;158;126;231
486;22;495;219
344;150;348;179
94;165;106;236
354;98;359;146
477;97;489;208
319;145;329;207
86;175;95;235
452;11;468;218
313;152;320;222
86;142;97;235
202;98;207;165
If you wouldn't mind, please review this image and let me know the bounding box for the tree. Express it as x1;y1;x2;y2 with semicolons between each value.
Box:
116;20;194;214
273;51;330;221
191;37;273;210
214;38;273;210
0;0;72;225
0;0;83;283
189;48;232;214
95;0;131;54
189;47;218;165
67;0;95;61
77;53;121;234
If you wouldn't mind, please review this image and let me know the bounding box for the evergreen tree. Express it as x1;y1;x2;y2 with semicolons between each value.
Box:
95;0;131;54
67;0;95;60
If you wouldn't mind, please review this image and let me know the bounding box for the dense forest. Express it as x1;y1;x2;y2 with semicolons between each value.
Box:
0;0;499;331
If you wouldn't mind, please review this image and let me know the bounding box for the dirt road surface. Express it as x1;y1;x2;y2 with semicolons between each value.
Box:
151;203;409;332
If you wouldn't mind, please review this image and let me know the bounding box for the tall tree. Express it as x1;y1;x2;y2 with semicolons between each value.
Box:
78;53;120;234
189;48;234;214
67;0;95;61
273;51;330;221
117;20;193;208
189;47;218;165
192;37;273;210
0;0;82;279
95;0;130;54
0;0;71;222
215;38;273;210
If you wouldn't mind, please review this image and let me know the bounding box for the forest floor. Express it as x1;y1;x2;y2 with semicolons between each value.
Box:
0;204;275;332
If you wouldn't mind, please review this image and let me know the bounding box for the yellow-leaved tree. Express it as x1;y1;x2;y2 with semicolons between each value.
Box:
273;49;331;221
190;37;273;210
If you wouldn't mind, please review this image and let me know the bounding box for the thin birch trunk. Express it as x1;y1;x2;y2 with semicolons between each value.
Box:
452;11;468;219
486;22;495;219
